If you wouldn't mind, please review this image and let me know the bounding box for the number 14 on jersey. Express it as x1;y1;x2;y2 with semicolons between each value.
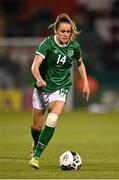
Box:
56;54;66;65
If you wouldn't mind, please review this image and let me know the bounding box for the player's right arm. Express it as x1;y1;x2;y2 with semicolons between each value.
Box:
31;55;46;88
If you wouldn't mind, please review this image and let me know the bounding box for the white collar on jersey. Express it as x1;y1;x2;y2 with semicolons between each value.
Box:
54;35;70;47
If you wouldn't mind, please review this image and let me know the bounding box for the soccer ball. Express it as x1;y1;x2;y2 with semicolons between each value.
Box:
59;151;82;170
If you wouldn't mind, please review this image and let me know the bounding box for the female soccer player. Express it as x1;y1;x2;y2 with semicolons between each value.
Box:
29;13;90;169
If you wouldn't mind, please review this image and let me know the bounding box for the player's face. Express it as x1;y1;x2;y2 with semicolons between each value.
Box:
55;23;72;45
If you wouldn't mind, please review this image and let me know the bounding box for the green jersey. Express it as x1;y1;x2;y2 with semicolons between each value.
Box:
33;35;82;92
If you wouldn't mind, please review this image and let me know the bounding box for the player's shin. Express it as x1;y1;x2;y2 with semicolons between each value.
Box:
31;126;42;150
33;113;58;158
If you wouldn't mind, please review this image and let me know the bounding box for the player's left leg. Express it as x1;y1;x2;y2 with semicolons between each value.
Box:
33;101;65;157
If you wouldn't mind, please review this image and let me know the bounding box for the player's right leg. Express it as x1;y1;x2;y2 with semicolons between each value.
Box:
30;108;45;168
31;108;45;154
29;156;39;169
30;89;45;155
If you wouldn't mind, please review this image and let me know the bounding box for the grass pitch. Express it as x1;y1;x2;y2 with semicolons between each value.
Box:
0;109;119;179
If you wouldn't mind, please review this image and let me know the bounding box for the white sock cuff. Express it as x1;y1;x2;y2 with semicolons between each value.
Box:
46;113;58;128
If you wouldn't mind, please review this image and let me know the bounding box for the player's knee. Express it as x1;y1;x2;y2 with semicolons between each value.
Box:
46;113;58;127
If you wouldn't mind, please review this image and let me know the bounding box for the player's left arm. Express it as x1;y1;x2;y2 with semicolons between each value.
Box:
77;58;90;101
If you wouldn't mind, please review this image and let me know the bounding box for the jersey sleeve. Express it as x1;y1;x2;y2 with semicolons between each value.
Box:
36;37;49;59
74;42;82;61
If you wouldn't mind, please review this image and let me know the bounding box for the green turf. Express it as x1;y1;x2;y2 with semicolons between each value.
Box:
0;109;119;179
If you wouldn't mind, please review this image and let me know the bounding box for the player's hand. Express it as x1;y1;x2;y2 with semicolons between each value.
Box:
36;79;46;88
82;82;90;101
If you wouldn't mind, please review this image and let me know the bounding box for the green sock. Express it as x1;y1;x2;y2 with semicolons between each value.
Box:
31;126;42;148
34;125;55;158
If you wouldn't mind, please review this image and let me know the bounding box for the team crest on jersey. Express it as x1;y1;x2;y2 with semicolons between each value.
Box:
67;50;74;58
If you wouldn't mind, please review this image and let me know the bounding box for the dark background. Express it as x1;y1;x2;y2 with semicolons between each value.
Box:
0;0;119;111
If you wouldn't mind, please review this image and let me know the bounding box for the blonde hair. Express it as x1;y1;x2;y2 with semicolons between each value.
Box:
48;13;79;40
